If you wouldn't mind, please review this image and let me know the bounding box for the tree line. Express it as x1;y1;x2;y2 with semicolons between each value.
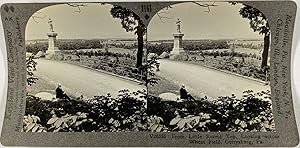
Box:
25;39;138;54
147;40;230;56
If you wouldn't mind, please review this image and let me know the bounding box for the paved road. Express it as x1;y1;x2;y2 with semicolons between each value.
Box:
34;59;144;99
157;59;270;99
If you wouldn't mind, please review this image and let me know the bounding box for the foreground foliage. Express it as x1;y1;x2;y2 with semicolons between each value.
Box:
148;90;274;132
25;90;147;132
26;55;38;86
24;90;274;132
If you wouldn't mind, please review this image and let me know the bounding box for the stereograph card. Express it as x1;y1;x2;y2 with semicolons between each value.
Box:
0;0;299;147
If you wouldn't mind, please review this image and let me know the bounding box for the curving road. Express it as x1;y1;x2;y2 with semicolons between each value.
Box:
34;59;144;99
34;59;269;100
156;59;270;99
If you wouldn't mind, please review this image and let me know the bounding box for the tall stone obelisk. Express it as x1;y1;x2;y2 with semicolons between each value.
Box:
170;18;184;55
46;18;59;59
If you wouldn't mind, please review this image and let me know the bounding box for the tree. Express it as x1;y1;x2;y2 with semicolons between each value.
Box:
238;4;270;70
139;57;159;96
110;5;146;68
67;3;216;68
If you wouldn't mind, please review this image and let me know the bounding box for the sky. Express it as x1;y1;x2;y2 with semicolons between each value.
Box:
25;2;264;41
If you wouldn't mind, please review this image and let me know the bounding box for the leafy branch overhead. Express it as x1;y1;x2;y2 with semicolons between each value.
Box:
156;2;217;22
110;5;145;68
237;4;270;69
110;5;145;32
67;3;88;13
192;2;217;13
239;5;270;35
31;12;46;23
156;11;172;23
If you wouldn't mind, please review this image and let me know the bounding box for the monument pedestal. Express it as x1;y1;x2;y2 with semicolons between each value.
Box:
46;32;61;59
170;33;185;55
170;48;185;55
170;33;187;60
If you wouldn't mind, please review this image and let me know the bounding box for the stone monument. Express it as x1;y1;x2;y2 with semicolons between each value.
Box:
46;18;60;59
170;18;184;55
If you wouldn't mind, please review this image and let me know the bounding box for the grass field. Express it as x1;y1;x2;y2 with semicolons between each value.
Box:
148;75;179;96
228;40;263;46
27;76;56;95
27;75;81;99
205;48;262;55
78;48;135;55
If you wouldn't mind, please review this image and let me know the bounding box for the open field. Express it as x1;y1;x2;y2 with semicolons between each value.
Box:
228;40;264;46
205;48;262;56
77;47;136;55
204;48;262;56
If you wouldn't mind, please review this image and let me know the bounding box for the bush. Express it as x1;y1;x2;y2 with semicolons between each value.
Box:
147;90;274;132
26;56;38;86
25;90;148;132
23;115;47;132
25;90;274;132
26;43;48;54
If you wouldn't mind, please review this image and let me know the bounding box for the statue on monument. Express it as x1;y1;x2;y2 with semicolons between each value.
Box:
176;18;182;33
46;18;59;59
48;18;54;32
170;17;184;56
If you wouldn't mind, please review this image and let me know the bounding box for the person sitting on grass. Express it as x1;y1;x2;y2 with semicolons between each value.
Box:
56;84;70;101
180;84;196;102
